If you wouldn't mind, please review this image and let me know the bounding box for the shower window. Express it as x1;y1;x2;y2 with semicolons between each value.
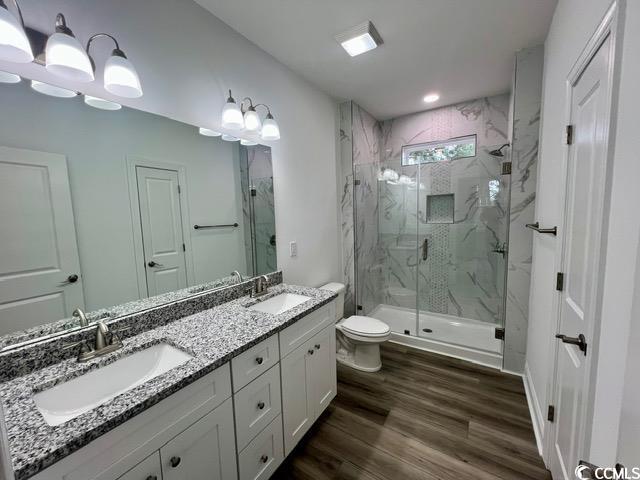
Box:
402;134;476;166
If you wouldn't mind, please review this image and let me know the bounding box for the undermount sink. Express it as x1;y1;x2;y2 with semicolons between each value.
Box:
34;343;193;426
248;293;311;315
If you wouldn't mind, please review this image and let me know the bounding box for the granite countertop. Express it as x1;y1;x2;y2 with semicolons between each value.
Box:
0;283;337;480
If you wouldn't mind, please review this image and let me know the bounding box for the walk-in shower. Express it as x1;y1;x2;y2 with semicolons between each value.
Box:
351;100;513;368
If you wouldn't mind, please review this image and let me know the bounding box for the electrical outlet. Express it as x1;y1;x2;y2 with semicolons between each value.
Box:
289;241;297;257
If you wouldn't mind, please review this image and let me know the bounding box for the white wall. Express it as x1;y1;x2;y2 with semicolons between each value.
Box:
0;0;341;288
527;0;640;465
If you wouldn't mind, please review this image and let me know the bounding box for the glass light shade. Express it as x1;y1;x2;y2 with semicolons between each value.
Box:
104;54;142;98
84;95;121;111
260;116;280;141
221;134;239;142
0;70;20;83
199;127;221;137
0;6;33;63
243;109;262;133
45;32;94;82
240;138;258;146
30;80;77;98
221;101;244;130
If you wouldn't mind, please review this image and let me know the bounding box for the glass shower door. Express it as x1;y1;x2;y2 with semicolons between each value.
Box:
415;154;509;355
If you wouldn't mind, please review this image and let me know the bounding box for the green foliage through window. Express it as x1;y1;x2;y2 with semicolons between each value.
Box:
402;135;476;166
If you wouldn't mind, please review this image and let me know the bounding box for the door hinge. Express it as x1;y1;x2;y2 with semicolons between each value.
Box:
547;405;555;422
177;185;181;194
494;327;505;340
182;243;186;252
501;162;512;175
566;124;574;145
556;272;564;291
354;179;361;186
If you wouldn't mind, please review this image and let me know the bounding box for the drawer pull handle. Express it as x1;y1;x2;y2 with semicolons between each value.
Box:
260;455;269;463
146;477;158;480
170;456;181;468
308;349;314;355
257;401;265;410
255;356;264;365
315;344;321;350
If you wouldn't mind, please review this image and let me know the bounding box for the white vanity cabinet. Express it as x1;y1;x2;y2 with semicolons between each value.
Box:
116;452;161;480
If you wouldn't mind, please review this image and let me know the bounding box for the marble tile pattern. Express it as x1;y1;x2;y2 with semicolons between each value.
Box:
503;46;543;373
339;101;356;316
0;271;282;381
0;273;252;350
0;282;336;480
378;95;511;325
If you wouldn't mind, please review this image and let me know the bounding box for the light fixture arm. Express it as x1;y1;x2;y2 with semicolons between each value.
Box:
54;13;74;36
240;96;255;113
253;103;273;118
85;33;127;72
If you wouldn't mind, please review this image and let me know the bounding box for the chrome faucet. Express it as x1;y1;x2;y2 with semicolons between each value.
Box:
63;321;129;362
252;275;270;297
72;308;89;327
230;271;243;284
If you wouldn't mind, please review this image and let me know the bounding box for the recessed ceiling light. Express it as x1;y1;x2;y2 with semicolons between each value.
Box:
199;127;222;137
335;21;383;57
30;80;78;98
0;70;20;83
423;93;440;103
84;95;122;111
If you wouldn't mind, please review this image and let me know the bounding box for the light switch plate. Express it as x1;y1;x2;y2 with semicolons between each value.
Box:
289;241;297;257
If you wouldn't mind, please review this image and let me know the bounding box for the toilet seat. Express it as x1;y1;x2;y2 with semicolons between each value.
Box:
341;315;390;338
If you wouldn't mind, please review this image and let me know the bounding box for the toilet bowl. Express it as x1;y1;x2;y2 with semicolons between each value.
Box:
320;283;391;373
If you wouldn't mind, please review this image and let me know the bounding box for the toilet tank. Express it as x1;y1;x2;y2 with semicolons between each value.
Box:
319;282;346;320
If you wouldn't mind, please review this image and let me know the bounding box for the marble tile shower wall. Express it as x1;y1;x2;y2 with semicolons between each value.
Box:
378;95;511;324
504;46;543;373
339;102;355;316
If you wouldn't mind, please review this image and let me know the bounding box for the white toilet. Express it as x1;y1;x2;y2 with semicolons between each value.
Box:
320;283;391;373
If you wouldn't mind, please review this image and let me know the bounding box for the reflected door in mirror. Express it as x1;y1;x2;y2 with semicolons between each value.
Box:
136;166;188;296
0;146;84;335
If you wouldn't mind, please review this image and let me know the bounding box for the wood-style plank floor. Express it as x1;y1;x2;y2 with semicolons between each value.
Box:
273;342;551;480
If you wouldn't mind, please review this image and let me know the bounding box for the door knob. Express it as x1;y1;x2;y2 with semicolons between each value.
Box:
147;261;163;268
170;456;181;468
556;333;587;355
60;274;79;285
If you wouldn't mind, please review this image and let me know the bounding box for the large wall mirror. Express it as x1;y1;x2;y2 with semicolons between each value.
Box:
0;78;276;347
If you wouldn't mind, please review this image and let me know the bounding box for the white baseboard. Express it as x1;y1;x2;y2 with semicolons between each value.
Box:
523;362;545;457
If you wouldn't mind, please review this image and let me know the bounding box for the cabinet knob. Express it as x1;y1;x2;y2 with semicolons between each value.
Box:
257;401;265;410
260;455;269;463
255;356;264;365
315;344;321;350
146;476;158;480
308;349;314;355
170;456;181;468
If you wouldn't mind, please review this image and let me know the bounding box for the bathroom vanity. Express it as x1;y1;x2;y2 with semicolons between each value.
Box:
0;280;337;480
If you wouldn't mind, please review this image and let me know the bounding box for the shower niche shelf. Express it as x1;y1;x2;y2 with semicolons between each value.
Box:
426;193;454;224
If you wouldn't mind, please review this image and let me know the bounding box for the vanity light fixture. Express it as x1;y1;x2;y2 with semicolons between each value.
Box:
84;94;121;111
30;79;78;98
240;97;262;133
45;14;94;83
335;21;383;57
199;127;222;137
221;134;239;142
0;2;143;97
231;93;281;141
240;138;258;146
0;69;20;83
423;93;440;103
0;0;33;63
221;90;244;130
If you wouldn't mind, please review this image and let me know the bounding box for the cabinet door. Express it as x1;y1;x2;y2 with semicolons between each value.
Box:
160;397;237;480
118;452;162;480
280;341;314;455
309;325;337;415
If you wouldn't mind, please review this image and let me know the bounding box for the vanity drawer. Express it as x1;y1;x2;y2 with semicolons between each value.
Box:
231;334;279;392
234;363;282;450
238;415;284;480
279;301;335;358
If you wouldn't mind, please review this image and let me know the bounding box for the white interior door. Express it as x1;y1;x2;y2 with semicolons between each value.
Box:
136;166;187;296
550;34;613;479
0;146;84;335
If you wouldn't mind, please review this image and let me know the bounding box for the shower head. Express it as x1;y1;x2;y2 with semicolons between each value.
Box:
489;143;510;157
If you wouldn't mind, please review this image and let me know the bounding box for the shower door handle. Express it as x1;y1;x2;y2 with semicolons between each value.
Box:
422;238;429;261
